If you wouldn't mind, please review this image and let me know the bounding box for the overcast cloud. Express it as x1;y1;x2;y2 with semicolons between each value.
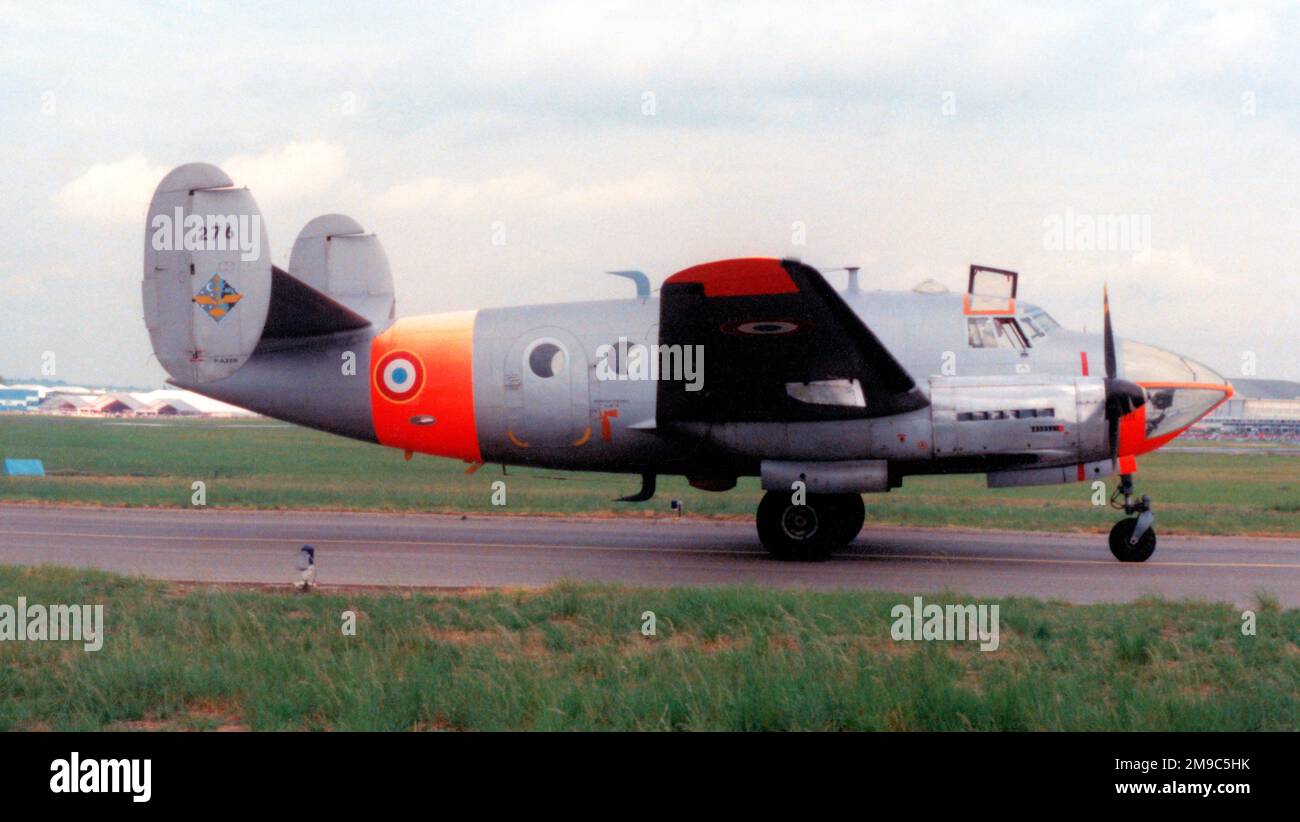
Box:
2;0;1298;386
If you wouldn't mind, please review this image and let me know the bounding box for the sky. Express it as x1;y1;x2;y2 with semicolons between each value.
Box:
2;0;1298;387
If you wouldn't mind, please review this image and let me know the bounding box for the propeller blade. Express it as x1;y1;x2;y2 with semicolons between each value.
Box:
1100;285;1145;467
1109;414;1120;463
1103;284;1116;380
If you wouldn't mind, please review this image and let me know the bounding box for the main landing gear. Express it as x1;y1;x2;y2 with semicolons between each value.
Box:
756;491;865;561
1108;473;1156;562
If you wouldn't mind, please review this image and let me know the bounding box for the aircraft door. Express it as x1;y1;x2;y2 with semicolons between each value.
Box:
504;328;591;448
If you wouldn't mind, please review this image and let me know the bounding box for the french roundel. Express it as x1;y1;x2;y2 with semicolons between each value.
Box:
375;350;425;403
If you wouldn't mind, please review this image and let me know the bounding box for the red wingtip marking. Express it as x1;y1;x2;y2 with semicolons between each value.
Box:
666;258;797;297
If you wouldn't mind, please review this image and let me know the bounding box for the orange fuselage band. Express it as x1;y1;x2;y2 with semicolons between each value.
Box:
370;311;481;462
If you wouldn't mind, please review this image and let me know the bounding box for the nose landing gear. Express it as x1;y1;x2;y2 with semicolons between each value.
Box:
756;491;865;561
1108;473;1156;562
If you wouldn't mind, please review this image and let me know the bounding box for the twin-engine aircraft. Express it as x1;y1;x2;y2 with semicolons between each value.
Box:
142;163;1232;562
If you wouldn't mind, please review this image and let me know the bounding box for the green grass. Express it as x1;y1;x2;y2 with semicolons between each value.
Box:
2;415;1299;534
0;566;1295;731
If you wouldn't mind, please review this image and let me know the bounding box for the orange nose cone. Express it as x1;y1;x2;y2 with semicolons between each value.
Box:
371;311;481;462
1116;384;1233;459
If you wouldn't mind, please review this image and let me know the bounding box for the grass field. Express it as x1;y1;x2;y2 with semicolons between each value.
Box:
2;415;1298;534
1;566;1295;731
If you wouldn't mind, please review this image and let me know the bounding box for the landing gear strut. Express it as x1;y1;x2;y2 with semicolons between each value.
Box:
756;491;864;561
1108;473;1156;562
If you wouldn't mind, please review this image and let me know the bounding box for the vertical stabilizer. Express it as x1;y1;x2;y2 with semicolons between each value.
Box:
142;162;272;383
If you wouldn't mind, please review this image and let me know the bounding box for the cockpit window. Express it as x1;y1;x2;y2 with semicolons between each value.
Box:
1028;310;1060;334
1017;309;1060;339
967;317;1029;350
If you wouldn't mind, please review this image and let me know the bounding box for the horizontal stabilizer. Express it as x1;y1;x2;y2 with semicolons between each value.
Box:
261;266;372;340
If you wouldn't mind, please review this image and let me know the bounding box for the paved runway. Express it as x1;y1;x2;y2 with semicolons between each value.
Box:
1;503;1297;606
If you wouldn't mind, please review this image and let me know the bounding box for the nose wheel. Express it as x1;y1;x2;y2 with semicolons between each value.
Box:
756;491;864;561
1108;473;1156;562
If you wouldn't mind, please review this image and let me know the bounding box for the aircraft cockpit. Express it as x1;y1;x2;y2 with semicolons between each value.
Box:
1017;305;1061;340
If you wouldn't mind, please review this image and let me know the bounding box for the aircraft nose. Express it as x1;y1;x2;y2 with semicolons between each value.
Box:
1120;339;1225;386
1116;339;1233;450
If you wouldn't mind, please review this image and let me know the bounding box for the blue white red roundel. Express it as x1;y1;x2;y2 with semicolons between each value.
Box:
375;350;425;403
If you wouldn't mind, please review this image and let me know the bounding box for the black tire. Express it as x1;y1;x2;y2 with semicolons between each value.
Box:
756;490;832;561
1109;518;1156;562
823;493;866;547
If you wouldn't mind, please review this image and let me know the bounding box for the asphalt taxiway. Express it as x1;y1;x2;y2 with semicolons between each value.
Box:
1;503;1296;606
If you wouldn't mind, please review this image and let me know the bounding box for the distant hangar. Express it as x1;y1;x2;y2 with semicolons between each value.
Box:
0;383;252;418
1195;378;1300;440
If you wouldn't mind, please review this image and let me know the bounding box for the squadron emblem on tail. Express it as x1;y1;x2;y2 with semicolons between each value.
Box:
192;273;243;322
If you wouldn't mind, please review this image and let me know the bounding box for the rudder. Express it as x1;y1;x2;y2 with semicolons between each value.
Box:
289;214;395;330
142;163;272;384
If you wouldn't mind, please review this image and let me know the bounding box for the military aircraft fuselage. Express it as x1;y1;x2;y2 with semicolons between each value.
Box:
195;284;1223;492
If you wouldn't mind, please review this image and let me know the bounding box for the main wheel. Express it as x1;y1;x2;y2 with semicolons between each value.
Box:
1109;518;1156;562
759;491;837;561
823;494;865;547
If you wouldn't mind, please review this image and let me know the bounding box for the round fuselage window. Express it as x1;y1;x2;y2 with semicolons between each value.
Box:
528;342;566;378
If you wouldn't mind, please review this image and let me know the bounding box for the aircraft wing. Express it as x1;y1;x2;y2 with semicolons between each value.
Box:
656;258;929;423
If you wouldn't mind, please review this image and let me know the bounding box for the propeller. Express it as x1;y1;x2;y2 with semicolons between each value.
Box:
1102;285;1146;466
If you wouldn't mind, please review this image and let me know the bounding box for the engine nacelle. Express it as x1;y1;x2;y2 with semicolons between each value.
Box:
928;375;1111;484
